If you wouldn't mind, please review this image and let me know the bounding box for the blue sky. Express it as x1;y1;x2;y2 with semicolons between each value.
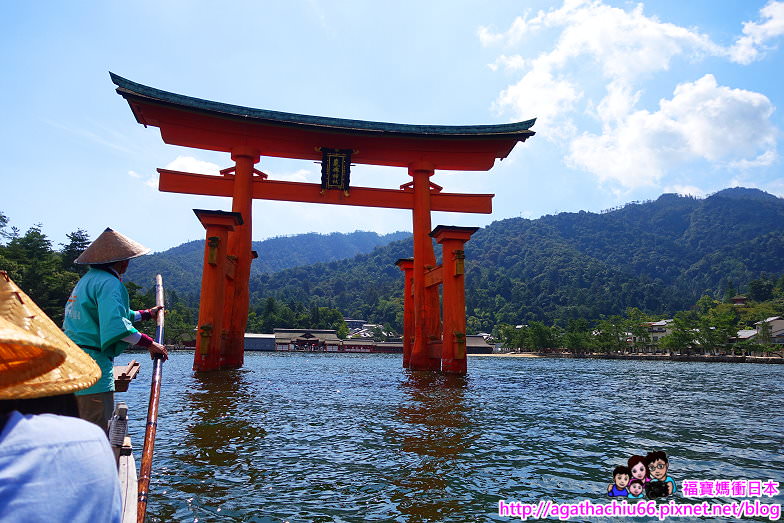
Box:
2;0;782;252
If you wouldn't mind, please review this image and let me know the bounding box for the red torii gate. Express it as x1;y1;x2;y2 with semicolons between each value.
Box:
111;73;535;374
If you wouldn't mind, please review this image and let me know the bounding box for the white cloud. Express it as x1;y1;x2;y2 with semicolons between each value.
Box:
729;148;778;170
659;75;776;162
727;177;764;193
483;1;722;138
125;155;223;190
484;1;780;190
494;66;581;138
664;184;705;197
568;75;777;188
479;14;537;47
482;1;720;81
488;54;527;72
128;168;157;189
730;1;784;64
164;156;222;175
269;168;315;183
764;177;784;197
594;83;641;127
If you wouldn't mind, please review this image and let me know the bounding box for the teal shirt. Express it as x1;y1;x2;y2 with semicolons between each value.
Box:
63;268;139;394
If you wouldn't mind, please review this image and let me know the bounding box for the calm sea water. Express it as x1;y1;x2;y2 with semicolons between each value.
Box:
121;352;784;522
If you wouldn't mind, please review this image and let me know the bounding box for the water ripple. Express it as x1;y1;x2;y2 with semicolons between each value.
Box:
120;352;784;522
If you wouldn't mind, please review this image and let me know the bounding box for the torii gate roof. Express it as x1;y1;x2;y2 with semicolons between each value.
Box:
111;73;535;171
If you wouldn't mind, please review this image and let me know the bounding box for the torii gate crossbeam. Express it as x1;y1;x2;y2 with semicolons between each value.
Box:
157;169;493;213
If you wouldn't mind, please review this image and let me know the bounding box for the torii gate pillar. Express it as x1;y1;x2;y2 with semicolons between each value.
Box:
395;257;414;368
193;209;243;371
221;148;260;369
431;226;479;375
409;165;442;371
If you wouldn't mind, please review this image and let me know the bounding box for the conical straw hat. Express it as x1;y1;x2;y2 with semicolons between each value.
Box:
0;316;65;389
0;271;100;399
74;227;151;264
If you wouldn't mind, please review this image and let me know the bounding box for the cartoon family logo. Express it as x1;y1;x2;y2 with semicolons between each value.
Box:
607;451;676;499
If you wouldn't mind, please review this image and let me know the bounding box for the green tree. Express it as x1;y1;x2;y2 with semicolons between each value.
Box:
757;320;772;345
528;321;560;350
497;323;528;350
2;225;79;324
695;295;717;315
659;312;697;354
748;277;775;302
595;316;627;353
0;211;9;242
164;305;197;346
563;318;594;354
625;307;651;352
697;305;738;354
774;275;784;300
721;280;738;303
60;229;91;275
335;321;349;339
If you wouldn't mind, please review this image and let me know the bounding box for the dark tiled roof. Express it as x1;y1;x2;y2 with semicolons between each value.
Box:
111;73;535;139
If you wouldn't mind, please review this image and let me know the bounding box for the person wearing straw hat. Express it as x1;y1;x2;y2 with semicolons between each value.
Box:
63;228;168;433
0;271;122;522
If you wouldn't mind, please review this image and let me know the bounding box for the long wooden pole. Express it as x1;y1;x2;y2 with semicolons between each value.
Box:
137;274;165;523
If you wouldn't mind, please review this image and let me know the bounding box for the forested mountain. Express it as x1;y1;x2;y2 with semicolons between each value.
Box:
124;230;410;295
462;188;784;330
2;188;783;336
247;188;784;332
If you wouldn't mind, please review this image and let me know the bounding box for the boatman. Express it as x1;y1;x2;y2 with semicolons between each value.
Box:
63;227;168;433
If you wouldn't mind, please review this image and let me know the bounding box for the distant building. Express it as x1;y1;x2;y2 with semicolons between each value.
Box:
730;295;749;306
271;328;402;353
274;328;342;351
735;329;757;342
344;318;366;330
341;339;403;353
247;329;488;354
347;323;395;339
631;320;674;351
645;320;674;343
754;316;784;344
466;335;493;354
244;333;276;351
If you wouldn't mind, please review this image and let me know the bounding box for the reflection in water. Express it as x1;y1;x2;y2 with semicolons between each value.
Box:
392;372;476;521
183;369;267;475
170;369;267;520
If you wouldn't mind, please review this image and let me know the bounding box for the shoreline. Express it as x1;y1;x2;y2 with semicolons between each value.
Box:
470;352;784;364
140;348;784;364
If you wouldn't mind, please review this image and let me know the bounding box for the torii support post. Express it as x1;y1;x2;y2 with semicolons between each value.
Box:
409;165;442;371
431;226;479;375
222;149;261;369
395;258;414;368
193;209;243;372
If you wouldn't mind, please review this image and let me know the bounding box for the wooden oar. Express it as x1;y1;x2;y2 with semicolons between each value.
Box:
137;274;165;523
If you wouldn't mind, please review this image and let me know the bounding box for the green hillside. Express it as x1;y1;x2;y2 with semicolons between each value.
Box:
247;188;784;331
123;230;411;295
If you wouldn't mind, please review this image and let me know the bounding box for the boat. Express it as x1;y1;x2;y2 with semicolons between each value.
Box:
111;360;141;522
